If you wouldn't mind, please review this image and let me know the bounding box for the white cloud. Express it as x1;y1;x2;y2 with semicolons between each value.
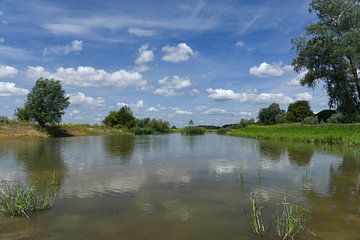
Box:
153;76;192;97
128;28;157;37
69;109;81;116
0;65;18;79
67;92;106;108
287;71;307;86
249;62;293;77
201;108;227;115
117;100;144;109
134;44;154;72
0;82;29;97
235;41;245;48
174;110;193;115
207;88;293;104
147;107;159;112
0;37;4;43
162;43;195;63
27;66;146;88
43;40;83;56
296;92;313;101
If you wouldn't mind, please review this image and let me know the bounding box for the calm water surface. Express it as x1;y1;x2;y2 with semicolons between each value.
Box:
0;133;359;239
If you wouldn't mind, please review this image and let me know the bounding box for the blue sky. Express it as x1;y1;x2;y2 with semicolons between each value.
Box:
0;0;328;126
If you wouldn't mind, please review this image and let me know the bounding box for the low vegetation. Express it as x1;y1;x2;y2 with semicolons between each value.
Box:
227;124;360;146
181;126;205;136
247;196;310;240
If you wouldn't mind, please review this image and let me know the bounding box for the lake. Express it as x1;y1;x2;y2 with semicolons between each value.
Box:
0;133;359;239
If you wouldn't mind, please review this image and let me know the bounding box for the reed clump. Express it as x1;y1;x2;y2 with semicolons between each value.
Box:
247;196;311;240
181;126;205;136
0;172;59;217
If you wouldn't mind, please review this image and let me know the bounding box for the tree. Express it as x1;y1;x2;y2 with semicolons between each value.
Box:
15;78;69;127
286;100;314;122
292;0;360;122
258;103;285;125
188;120;194;126
103;106;135;127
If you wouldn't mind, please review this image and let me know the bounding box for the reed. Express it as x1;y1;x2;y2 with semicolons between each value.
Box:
275;197;310;240
248;197;265;237
181;126;205;136
0;177;58;217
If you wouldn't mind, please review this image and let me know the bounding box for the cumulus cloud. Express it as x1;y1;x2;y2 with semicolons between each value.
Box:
201;108;227;115
296;92;313;101
0;65;18;79
134;44;154;72
128;28;157;37
207;88;293;104
287;71;307;86
67;92;106;108
174;110;193;115
147;107;159;112
249;62;293;77
0;82;29;97
162;43;195;63
27;66;146;88
43;40;83;56
69;109;81;116
117;100;144;109
153;76;192;97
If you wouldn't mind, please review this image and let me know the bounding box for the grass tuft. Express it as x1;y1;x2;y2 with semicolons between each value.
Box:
248;197;265;237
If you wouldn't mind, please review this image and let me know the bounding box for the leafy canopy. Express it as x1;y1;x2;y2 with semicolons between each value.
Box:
292;0;360;121
287;100;314;122
15;78;70;127
258;103;285;125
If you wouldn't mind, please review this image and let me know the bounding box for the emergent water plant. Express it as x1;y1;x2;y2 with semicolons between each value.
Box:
247;196;311;240
0;172;59;218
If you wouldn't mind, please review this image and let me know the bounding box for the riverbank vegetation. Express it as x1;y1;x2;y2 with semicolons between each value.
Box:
181;126;205;136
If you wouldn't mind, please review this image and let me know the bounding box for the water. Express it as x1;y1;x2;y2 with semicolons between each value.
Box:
0;133;359;239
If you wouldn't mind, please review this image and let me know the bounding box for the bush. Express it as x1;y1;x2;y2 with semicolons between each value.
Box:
286;100;313;122
130;127;154;135
103;106;135;127
303;116;318;125
327;112;345;123
258;103;285;125
181;126;205;135
275;113;287;124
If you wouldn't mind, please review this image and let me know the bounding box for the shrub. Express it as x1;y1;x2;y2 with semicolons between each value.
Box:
327;112;345;123
130;127;154;135
181;126;205;135
303;116;318;125
286;100;313;122
275;113;287;124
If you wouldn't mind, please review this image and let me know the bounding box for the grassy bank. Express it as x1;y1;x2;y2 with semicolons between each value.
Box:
227;124;360;146
0;123;130;138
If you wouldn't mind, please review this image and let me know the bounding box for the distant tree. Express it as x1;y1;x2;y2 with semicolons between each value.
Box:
286;100;313;122
103;106;136;127
188;120;194;126
15;78;69;127
292;0;360;121
258;103;285;125
315;109;336;123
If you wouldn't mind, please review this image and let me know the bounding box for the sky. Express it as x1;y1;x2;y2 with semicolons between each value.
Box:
0;0;329;127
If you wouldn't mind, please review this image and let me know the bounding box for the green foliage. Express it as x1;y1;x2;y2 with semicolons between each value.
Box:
258;103;285;125
275;197;310;240
292;0;360;121
286;101;313;122
0;116;10;124
0;181;57;217
181;126;205;135
275;113;287;124
315;109;336;123
327;112;345;123
131;127;154;135
188;120;194;126
303;116;318;125
15;78;70;127
103;106;135;127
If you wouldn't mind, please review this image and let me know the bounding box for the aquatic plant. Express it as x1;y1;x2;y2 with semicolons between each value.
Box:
275;197;310;240
239;167;245;183
0;179;58;217
181;126;205;136
248;197;265;237
130;127;154;135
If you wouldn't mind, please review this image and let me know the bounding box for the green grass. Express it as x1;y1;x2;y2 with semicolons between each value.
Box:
248;197;265;237
181;126;206;136
130;127;154;135
227;124;360;146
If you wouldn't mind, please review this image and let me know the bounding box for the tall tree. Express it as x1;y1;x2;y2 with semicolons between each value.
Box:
258;103;285;125
16;78;69;127
292;0;360;121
